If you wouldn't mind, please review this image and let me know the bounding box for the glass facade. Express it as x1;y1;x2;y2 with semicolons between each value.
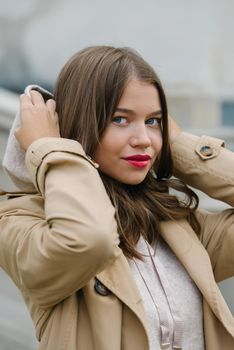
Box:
222;101;234;126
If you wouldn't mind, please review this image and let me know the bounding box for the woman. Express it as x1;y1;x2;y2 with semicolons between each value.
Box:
0;46;233;350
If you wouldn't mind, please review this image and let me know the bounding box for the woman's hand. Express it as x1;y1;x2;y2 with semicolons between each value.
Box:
168;114;182;144
15;90;60;151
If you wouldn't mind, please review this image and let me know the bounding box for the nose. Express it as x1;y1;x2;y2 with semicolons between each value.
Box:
129;124;151;149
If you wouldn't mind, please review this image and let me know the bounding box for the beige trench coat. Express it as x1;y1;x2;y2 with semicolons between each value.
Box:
0;132;234;350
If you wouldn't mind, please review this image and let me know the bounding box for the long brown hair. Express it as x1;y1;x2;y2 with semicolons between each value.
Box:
54;46;200;259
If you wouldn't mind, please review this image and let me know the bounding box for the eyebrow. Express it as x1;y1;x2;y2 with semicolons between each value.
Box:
115;107;162;118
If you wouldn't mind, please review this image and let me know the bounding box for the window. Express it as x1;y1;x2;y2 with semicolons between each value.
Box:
222;101;234;126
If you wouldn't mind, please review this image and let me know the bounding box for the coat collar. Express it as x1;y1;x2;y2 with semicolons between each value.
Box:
97;250;149;348
159;219;234;336
97;219;234;338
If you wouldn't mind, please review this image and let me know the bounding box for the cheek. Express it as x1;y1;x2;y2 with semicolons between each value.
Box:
93;138;116;165
152;132;163;152
98;139;117;156
95;129;125;159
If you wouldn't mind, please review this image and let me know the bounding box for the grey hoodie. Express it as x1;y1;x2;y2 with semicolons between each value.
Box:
2;85;53;192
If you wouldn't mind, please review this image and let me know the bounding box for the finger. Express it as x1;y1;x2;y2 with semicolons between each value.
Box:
20;93;33;107
52;112;59;127
55;112;59;125
54;112;60;132
46;98;56;113
14;127;20;140
30;90;45;106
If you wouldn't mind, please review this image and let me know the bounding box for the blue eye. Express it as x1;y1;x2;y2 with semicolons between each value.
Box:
112;116;127;125
146;118;161;126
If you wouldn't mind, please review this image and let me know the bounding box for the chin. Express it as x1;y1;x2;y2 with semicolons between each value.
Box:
119;176;147;185
100;169;148;185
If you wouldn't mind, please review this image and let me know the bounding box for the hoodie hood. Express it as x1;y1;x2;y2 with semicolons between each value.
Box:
2;85;54;192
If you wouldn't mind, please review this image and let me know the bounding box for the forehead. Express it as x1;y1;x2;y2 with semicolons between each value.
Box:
118;79;160;111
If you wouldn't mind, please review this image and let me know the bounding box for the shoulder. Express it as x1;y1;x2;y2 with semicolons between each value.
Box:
194;208;234;279
195;207;234;246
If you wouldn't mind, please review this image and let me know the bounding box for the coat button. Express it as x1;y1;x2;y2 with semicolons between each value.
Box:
199;145;213;157
94;279;110;296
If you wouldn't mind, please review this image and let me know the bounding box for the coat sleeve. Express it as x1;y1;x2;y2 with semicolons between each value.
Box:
171;132;234;282
0;137;120;308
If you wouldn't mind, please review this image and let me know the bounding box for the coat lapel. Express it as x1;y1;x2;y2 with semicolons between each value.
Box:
96;253;148;332
98;219;234;338
159;219;234;337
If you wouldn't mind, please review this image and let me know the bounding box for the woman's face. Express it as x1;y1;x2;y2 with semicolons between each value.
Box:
93;79;163;185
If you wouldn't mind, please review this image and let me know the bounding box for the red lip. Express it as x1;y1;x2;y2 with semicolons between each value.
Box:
123;154;151;161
